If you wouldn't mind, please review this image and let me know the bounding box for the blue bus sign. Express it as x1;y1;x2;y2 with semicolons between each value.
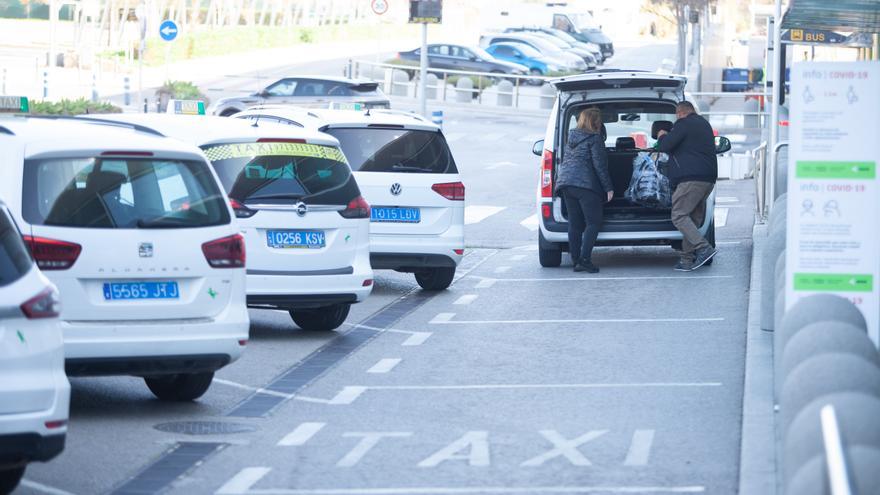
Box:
159;20;178;42
782;28;847;45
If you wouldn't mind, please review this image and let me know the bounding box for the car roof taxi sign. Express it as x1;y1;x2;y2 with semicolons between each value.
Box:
0;96;29;114
167;99;205;115
328;102;363;111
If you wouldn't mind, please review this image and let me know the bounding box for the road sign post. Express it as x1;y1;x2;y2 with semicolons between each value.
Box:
409;0;442;118
136;3;146;112
159;20;179;84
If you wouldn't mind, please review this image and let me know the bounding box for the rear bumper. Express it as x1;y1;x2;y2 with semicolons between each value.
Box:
66;354;232;377
0;433;65;468
247;293;359;310
246;267;372;309
0;383;69;468
368;229;463;271
371;253;457;271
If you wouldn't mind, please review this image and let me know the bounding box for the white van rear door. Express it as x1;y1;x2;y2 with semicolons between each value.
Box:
551;72;687;102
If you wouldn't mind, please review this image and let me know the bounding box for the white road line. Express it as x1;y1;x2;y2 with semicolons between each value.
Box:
292;386;367;405
20;480;76;495
486;161;518;170
453;294;478;305
476;275;734;283
213;378;294;399
716;241;742;246
464;205;505;225
483;132;505;141
337;432;413;467
716;196;740;203
277;422;326;446
367;358;402;374
216;467;272;494
624;429;656;466
714;207;729;228
494;266;511;274
402;332;433;346
520;214;539;231
475;278;497;289
430;317;724;325
430;312;455;324
366;382;722;391
444;132;465;143
510;254;526;261
218;483;706;494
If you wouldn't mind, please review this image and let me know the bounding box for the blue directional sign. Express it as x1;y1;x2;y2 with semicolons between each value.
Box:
159;20;178;42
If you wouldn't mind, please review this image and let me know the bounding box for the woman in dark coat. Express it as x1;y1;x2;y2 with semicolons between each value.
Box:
554;108;613;273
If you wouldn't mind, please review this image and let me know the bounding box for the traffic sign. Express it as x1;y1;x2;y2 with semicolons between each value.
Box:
409;0;442;24
159;20;179;42
782;28;847;45
371;0;388;15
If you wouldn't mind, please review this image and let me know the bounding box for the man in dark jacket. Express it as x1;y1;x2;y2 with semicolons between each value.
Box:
656;101;717;271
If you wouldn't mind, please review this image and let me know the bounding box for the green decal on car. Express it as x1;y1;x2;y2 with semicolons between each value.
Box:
16;330;25;343
202;142;347;163
208;288;218;299
345;234;351;243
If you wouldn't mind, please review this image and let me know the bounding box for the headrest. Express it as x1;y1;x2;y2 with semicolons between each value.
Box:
86;171;127;194
651;120;673;139
615;137;636;149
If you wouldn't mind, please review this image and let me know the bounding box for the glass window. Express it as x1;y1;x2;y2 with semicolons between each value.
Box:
325;128;458;175
493;45;513;57
0;208;32;287
203;142;360;206
265;79;298;97
512;43;542;58
22;158;230;229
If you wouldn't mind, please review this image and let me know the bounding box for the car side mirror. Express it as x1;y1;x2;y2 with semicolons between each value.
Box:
532;139;545;156
256;90;269;98
715;136;732;154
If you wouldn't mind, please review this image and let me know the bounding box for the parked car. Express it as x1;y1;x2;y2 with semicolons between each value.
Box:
485;42;568;80
86;114;374;331
1;116;249;401
209;76;391;116
549;12;615;59
505;26;604;63
234;107;466;291
479;33;587;72
503;28;597;68
533;70;731;267
397;44;528;76
0;200;69;494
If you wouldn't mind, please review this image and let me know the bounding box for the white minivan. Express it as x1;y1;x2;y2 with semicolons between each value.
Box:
85;114;374;330
234;107;465;291
0;116;249;401
533;70;730;267
0;201;69;494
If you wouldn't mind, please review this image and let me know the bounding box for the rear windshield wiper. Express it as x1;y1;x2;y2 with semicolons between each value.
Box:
136;218;193;229
246;193;307;201
389;165;430;173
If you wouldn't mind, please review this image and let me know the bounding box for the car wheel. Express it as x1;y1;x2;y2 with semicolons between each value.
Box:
290;303;351;331
145;372;214;401
414;267;456;291
220;108;240;117
0;466;25;494
538;231;562;268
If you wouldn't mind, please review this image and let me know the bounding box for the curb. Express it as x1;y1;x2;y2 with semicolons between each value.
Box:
738;222;777;494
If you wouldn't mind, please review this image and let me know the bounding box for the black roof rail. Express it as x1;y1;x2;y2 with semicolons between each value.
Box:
25;115;166;138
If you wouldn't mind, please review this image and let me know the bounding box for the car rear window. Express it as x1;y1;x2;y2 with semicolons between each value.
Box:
203;141;360;206
324;128;458;174
22;158;231;229
0;208;33;287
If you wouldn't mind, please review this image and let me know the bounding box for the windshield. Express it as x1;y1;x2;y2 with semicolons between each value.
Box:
570;13;598;30
536;34;569;48
203;141;359;205
513;43;542;58
324;128;458;174
23;158;230;229
0;208;32;287
548;30;577;43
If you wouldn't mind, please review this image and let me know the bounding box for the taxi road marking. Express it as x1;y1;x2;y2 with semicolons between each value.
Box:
278;422;326;446
367;358;402;374
521;430;607;467
338;432;413;467
624;429;656;466
20;480;76;495
453;294;478;305
520;214;539;231
464;205;505;225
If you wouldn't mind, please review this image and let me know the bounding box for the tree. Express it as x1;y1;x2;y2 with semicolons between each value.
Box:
649;0;710;73
0;0;26;18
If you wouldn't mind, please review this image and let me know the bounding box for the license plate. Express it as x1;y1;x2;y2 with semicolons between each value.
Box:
267;230;326;249
103;281;179;301
371;207;421;223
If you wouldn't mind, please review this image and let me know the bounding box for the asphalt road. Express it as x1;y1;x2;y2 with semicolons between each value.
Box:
15;40;758;495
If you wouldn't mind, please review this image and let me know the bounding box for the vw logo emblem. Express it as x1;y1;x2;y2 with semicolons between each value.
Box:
295;202;308;217
390;183;402;196
138;242;154;258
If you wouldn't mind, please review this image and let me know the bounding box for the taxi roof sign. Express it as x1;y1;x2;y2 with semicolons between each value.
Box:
328;102;363;111
167;99;205;115
0;96;29;114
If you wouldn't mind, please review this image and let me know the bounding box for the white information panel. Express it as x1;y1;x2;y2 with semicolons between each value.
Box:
786;61;880;344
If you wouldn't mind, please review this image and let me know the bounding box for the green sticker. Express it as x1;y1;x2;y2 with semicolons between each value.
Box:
793;273;873;292
16;330;25;343
202;142;347;163
345;234;351;243
208;288;218;299
796;161;876;180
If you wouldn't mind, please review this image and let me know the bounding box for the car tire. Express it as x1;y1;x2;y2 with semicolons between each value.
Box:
220;108;240;117
0;466;25;494
415;267;456;291
538;231;562;268
145;372;214;401
290;303;351;331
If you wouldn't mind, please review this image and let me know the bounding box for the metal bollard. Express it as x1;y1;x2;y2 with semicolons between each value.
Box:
785;445;880;495
782;322;880;382
431;110;443;129
124;77;131;106
43;70;48;98
761;226;785;330
91;74;98;103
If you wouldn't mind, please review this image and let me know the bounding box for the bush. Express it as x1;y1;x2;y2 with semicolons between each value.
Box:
383;58;420;68
29;98;121;115
155;80;210;106
299;28;314;43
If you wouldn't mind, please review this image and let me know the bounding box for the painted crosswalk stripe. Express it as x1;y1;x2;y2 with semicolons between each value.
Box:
465;205;505;225
520;214;539;231
367;358;402;374
277;422;326;446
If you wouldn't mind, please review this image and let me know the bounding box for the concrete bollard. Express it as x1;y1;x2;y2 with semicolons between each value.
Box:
782;322;879;381
496;80;513;107
773;249;786;330
780;353;880;430
124;76;131;106
783;392;880;481
761;226;786;330
455;77;474;103
768;193;787;232
425;73;438;100
43;70;48;98
775;146;789;199
540;83;556;110
391;70;410;97
785;446;880;495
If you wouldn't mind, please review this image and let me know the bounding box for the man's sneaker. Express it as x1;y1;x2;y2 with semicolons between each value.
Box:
674;259;694;272
574;262;600;274
691;246;718;270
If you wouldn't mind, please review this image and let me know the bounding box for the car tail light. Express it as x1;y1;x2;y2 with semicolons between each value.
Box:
540;149;554;198
339;196;371;219
432;182;465;201
238;339;248;346
23;235;81;270
541;203;552;219
454;249;464;255
44;419;67;429
202;234;246;268
229;198;257;219
362;279;373;287
21;288;61;319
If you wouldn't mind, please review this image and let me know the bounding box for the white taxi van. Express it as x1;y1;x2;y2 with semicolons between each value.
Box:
0;193;69;493
0;101;249;402
234;106;465;291
85;109;373;331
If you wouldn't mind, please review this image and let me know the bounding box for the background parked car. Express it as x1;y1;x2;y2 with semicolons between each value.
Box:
550;12;615;59
210;76;390;116
485;43;569;82
503;29;597;68
505;26;604;63
397;44;528;76
479;33;587;72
